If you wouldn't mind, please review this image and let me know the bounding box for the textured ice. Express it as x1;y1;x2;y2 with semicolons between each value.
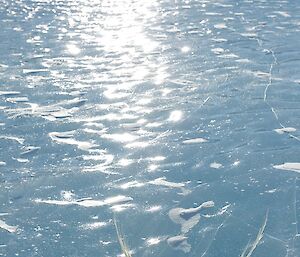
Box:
35;195;133;208
168;110;183;122
182;138;208;144
145;236;163;246
210;162;223;169
125;141;150;149
79;222;107;230
145;205;162;213
168;201;215;233
119;180;145;190
0;220;18;233
274;127;297;134
0;91;20;96
148;177;187;192
0;136;25;144
101;133;138;143
274;11;291;17
1;0;300;256
214;23;227;29
82;165;117;174
211;48;225;55
273;163;300;173
110;203;135;212
14;158;29;163
6;97;29;103
117;158;134;167
167;235;191;253
66;44;81;55
20;146;40;156
49;131;97;151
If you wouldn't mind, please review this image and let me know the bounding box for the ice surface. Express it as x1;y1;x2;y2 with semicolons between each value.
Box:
1;0;300;256
210;162;223;169
274;127;297;135
167;235;191;253
182;138;208;144
169;201;215;233
0;220;18;233
273;163;300;173
34;195;133;208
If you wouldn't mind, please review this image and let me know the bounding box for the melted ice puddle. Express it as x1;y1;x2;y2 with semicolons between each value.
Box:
167;235;191;253
168;201;215;233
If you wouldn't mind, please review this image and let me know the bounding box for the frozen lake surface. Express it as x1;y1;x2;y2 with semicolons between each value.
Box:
0;0;300;256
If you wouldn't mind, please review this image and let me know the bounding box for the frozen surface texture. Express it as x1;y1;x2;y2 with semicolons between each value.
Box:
0;0;300;256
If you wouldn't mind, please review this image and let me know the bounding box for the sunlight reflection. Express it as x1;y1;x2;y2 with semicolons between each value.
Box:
117;158;134;167
110;203;135;212
66;44;81;55
102;133;138;143
154;71;169;85
168;110;183;122
148;164;159;172
125;141;150;149
181;46;191;53
145;205;162;213
119;180;145;190
62;0;167;88
57;0;170;160
147;156;166;161
59;0;169;178
145;237;163;246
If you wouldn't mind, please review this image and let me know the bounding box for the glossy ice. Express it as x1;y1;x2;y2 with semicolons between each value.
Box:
0;0;300;256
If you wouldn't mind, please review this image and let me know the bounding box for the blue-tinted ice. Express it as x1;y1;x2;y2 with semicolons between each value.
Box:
0;0;300;256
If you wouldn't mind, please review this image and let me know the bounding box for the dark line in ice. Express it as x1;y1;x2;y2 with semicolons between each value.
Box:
263;49;300;142
200;213;231;257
